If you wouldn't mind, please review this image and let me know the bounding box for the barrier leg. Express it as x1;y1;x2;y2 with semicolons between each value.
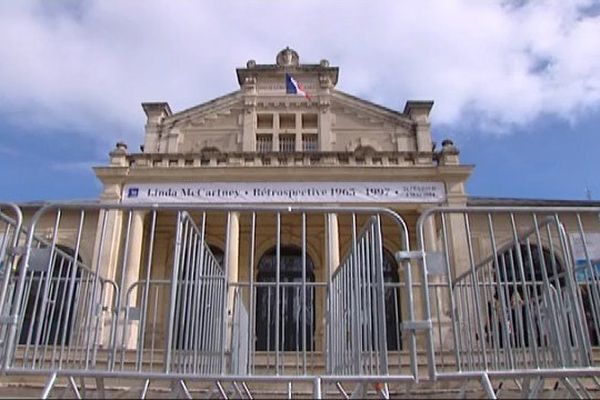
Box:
350;382;366;399
139;379;150;399
95;377;106;399
178;380;192;400
480;373;496;399
526;378;544;399
335;382;349;398
241;382;252;399
561;378;583;399
312;377;322;400
41;373;57;400
216;381;228;399
68;376;82;399
78;377;86;399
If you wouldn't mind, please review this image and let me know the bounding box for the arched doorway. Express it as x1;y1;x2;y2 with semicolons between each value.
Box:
19;244;82;345
383;248;402;350
255;245;315;351
491;243;564;348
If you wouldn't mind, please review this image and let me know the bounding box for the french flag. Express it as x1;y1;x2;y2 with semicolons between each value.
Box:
285;73;311;100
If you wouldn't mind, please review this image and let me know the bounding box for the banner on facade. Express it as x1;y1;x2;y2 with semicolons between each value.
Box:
570;232;600;281
121;181;446;204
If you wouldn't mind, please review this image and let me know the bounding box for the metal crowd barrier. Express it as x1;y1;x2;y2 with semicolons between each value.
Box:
0;203;23;366
3;201;600;398
328;215;388;376
0;203;413;399
1;207;118;375
417;206;600;397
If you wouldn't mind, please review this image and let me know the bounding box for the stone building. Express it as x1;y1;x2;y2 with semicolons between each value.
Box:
1;48;599;398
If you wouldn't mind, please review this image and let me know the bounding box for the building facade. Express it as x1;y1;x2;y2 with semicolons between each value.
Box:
1;48;600;398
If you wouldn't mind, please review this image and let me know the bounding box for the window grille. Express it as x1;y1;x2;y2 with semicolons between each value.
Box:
302;134;318;152
279;134;296;153
256;134;273;153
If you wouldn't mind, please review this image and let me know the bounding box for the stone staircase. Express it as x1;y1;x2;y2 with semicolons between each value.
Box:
1;348;600;398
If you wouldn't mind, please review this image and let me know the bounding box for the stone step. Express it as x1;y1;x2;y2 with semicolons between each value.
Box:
1;374;599;399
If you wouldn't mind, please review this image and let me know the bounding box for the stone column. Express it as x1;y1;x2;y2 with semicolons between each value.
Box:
317;213;340;350
120;210;147;349
295;111;303;152
318;101;332;151
225;211;240;349
92;208;123;347
325;214;340;275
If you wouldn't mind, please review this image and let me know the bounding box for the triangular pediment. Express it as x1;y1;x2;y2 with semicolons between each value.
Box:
331;91;414;129
162;90;244;129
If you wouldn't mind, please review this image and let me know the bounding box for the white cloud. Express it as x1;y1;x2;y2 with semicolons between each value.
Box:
0;0;598;144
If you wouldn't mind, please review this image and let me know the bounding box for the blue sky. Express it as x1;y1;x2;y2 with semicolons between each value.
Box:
0;1;599;202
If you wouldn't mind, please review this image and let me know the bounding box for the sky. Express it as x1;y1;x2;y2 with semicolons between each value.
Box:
0;0;599;202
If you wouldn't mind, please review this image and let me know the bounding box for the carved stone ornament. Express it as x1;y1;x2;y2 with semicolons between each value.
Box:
276;47;299;67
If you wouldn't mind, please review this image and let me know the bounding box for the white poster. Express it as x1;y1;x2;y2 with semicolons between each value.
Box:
570;232;600;281
570;232;600;260
121;181;446;204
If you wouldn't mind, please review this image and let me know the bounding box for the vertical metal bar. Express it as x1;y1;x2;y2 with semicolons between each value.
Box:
174;217;191;370
49;254;71;367
463;213;488;370
220;212;232;374
182;218;196;371
374;215;389;375
0;205;22;348
506;246;525;366
58;210;85;369
191;212;206;373
206;251;216;374
509;213;538;368
137;209;157;371
486;213;514;370
248;212;256;374
531;215;564;367
196;244;207;374
571;214;596;365
187;221;201;372
363;225;373;373
301;212;307;374
358;225;367;373
523;237;543;366
116;210;134;368
149;284;159;370
439;213;462;371
350;213;361;374
165;211;185;373
275;212;281;374
481;216;500;369
32;209;62;368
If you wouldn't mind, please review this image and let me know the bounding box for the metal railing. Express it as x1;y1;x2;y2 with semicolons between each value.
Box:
417;206;600;396
0;203;413;398
328;215;388;376
1;202;600;398
0;203;23;366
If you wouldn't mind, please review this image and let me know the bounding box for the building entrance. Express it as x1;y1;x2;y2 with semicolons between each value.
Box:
255;245;315;351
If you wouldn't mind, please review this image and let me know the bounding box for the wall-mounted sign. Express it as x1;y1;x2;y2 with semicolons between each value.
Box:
121;181;446;204
570;232;600;281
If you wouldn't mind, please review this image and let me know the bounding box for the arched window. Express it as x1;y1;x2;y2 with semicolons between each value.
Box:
383;248;402;350
255;245;315;351
488;243;564;348
208;245;224;266
19;244;82;345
